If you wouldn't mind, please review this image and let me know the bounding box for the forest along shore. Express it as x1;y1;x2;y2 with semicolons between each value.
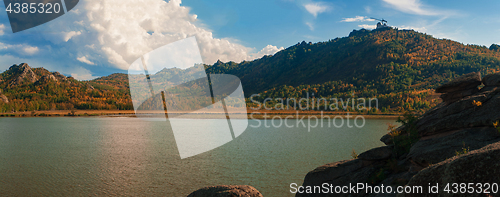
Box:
0;109;400;119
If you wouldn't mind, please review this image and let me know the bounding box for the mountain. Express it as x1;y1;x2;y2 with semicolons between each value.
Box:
1;28;500;113
205;28;500;112
0;63;132;112
207;28;500;95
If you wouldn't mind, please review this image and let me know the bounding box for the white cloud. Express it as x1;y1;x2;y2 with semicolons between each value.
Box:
399;25;427;33
70;72;99;80
23;46;39;55
305;22;314;31
358;24;377;29
304;2;331;18
365;6;371;14
39;0;282;70
248;45;284;60
60;66;99;81
63;31;82;42
59;67;100;81
77;56;95;65
67;66;100;80
382;0;454;16
341;16;375;22
0;24;5;36
0;42;9;50
0;42;40;55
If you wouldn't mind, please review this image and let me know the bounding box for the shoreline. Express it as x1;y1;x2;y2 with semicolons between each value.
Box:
0;109;401;119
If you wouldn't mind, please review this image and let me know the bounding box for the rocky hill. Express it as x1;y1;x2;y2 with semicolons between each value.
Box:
296;72;500;197
0;63;132;112
207;28;500;112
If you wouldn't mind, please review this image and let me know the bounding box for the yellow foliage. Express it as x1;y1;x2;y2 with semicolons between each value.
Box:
472;100;482;107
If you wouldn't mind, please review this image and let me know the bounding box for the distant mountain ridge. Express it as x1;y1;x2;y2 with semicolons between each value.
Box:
1;28;500;113
206;28;500;96
205;28;500;112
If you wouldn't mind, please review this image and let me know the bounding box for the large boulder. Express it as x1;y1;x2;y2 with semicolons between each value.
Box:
482;72;500;86
297;159;385;197
415;87;500;136
380;134;393;145
435;72;481;104
187;185;263;197
438;88;478;104
406;141;500;196
435;72;481;94
407;127;500;165
358;146;393;161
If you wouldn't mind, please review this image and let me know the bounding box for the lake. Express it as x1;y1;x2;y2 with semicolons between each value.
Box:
0;117;397;196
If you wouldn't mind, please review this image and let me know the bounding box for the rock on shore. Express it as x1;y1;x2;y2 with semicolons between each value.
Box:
406;141;500;197
187;185;263;197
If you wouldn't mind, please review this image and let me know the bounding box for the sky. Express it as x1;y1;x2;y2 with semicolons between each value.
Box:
0;0;499;80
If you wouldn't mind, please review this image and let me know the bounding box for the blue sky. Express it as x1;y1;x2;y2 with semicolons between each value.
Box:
0;0;499;80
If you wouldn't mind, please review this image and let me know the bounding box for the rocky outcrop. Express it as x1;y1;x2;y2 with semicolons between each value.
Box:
8;63;39;87
435;72;481;104
407;141;500;196
407;127;500;166
357;146;393;161
482;72;500;86
415;73;500;137
187;185;263;197
52;72;69;82
298;72;500;197
38;74;58;83
0;89;8;103
3;63;71;87
297;158;402;197
87;83;95;90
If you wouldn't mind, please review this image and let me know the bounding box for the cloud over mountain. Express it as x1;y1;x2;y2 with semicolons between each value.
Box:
43;0;283;70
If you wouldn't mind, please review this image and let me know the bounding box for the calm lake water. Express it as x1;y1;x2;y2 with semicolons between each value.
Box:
0;117;397;196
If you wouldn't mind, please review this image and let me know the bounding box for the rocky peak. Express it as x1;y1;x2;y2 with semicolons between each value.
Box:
9;63;34;74
7;63;39;87
52;72;68;81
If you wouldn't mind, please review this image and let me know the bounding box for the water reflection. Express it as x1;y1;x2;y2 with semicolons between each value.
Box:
0;117;397;196
96;118;153;195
